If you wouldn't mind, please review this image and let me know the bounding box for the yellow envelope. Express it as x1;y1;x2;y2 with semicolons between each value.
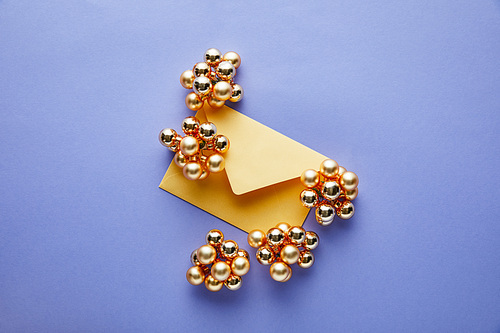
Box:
159;104;327;233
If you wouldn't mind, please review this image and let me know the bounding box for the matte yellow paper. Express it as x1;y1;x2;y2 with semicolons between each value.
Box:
159;105;327;233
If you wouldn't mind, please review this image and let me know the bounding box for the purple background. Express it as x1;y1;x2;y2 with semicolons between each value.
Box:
1;1;499;332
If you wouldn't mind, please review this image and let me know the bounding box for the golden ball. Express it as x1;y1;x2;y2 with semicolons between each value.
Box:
213;81;232;101
180;69;195;89
211;261;231;282
185;92;203;111
174;151;188;168
206;153;225;173
198;122;217;141
204;48;222;67
183;162;202;180
207;96;225;108
213;135;230;154
275;222;291;233
193;62;211;77
190;249;201;266
315;204;335;226
301;169;320;188
319;159;339;178
186;266;205;285
280;244;300;265
340;171;359;191
345;188;358;201
205;229;224;246
266;228;285;247
303;231;319;250
237;249;250;259
298;250;315;269
229;84;244;102
338;201;355;220
192;76;212;97
223;51;241;68
248;229;266;248
179;136;199;156
231;256;250;276
270;262;292;282
216;61;236;80
159;128;177;147
204;274;223;292
338;166;347;175
256;245;274;265
322;181;341;201
300;189;318;208
221;240;238;258
287;226;306;244
197;244;216;265
224;274;242;291
181;116;200;135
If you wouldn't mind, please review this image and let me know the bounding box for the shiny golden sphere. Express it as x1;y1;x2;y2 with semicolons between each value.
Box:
345;188;358;201
181;116;200;135
315;204;335;226
204;274;223;292
204;48;222;67
270;262;292;282
206;229;224;246
248;229;266;248
231;256;250;276
224;274;242;291
229;84;244;102
193;62;211;77
207;96;225;108
223;51;241;68
287;226;306;244
185;92;203;111
211;261;231;282
198;122;217;141
213;81;232;101
340;171;359;191
213;135;230;153
179;136;199;156
197;244;216;265
275;222;291;233
206;153;225;173
183;162;202;180
338;166;347;176
303;231;319;250
266;228;285;247
159;128;177;147
300;189;318;208
180;69;195;89
301;169;320;188
298;250;314;269
221;240;238;258
237;249;250;259
186;266;205;285
192;76;212;97
319;159;339;178
280;244;300;265
174;152;188;168
338;201;355;220
190;249;201;266
216;61;236;80
256;245;274;265
322;181;340;201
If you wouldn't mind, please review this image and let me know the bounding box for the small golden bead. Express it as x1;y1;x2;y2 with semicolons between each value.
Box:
179;136;199;156
185;92;203;111
204;48;222;67
269;262;292;282
186;266;205;285
205;229;224;246
300;189;318;208
231;256;250;276
338;201;355;220
211;261;231;282
223;51;241;68
301;169;320;188
183;162;202;180
275;222;291;233
319;159;339;178
280;244;300;265
197;244;216;265
248;230;266;248
159;128;177;147
204;274;223;292
206;153;225;173
174;151;188;168
340;171;359;191
298;251;315;269
213;81;232;101
224;274;242;291
180;69;195;89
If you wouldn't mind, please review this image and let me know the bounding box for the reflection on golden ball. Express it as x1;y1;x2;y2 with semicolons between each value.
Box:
315;204;335;226
213;135;230;153
338;201;355;220
301;169;320;188
275;222;291;233
256;246;275;265
322;181;340;201
340;171;359;191
224;274;242;291
237;249;250;259
280;244;300;265
300;189;318;208
206;229;224;246
231;256;250;276
193;62;211;77
197;244;216;265
206;153;225;173
298;251;314;269
267;228;285;246
287;226;306;244
190;249;201;266
204;48;222;67
223;51;241;68
179;136;199;156
181;116;200;135
174;151;188;168
185;92;203;111
303;231;319;250
270;262;292;282
213;81;232;101
198;122;217;141
229;84;243;102
248;229;266;248
159;128;177;147
221;240;238;258
320;159;339;178
345;188;358;201
211;261;231;282
183;162;202;180
180;69;195;89
216;61;236;80
204;275;223;292
192;76;212;96
186;266;205;285
207;96;225;108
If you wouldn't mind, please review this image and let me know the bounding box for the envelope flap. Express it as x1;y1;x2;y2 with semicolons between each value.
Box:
202;105;327;195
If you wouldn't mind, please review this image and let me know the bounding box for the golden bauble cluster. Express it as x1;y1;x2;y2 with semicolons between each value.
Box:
159;116;230;180
180;48;244;111
186;229;250;292
248;223;319;282
300;159;359;225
